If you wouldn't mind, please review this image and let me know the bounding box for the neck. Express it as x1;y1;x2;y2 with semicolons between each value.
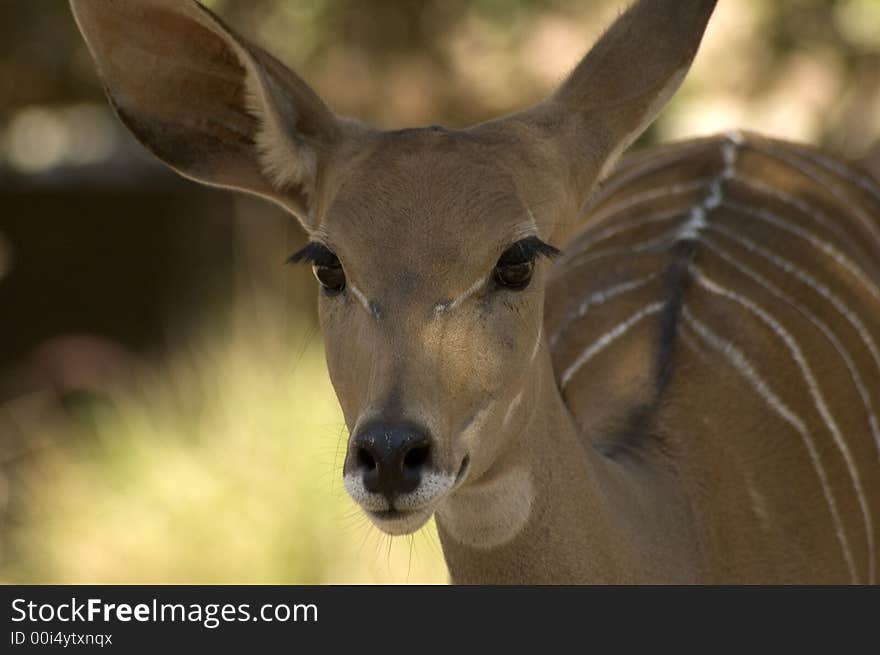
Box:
435;353;698;583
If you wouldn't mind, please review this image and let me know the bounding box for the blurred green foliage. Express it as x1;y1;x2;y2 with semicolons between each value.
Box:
2;324;447;583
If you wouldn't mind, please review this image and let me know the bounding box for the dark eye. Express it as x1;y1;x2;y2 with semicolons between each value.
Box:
493;260;535;290
492;236;559;291
288;242;347;297
313;263;346;295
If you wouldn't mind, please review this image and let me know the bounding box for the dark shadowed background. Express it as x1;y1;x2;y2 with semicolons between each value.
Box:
1;0;878;583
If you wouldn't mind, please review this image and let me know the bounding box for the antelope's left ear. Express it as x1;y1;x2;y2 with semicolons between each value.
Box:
490;0;717;209
70;0;360;230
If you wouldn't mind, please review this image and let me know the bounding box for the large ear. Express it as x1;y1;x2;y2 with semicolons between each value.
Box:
489;0;716;207
70;0;351;229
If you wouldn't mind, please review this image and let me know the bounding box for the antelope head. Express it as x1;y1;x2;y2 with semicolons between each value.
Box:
71;0;716;537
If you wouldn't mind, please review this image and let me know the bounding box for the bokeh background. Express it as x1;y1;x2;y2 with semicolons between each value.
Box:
1;0;878;583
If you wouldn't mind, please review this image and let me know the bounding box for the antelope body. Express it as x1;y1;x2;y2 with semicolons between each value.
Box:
70;0;880;583
546;134;880;583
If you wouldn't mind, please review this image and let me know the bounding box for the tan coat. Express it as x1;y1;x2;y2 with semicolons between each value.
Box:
71;0;880;582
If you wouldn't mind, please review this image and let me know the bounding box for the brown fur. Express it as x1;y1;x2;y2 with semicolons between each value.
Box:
72;0;880;583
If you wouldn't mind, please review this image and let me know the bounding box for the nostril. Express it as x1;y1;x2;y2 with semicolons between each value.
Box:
403;443;431;471
357;447;377;471
351;425;432;497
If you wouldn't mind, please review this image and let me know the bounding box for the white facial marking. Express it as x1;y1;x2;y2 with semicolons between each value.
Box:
529;325;543;363
344;470;457;536
346;282;376;316
343;474;388;512
394;472;457;510
437;465;534;549
502;389;524;428
434;276;486;316
459;401;494;449
367;507;434;536
521;210;539;237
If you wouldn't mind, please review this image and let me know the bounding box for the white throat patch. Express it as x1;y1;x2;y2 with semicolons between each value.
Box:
437;464;534;549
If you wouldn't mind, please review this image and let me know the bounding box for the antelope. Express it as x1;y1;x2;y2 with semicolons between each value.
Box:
70;0;880;583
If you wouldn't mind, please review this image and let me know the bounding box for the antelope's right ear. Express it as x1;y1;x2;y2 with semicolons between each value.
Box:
70;0;352;230
482;0;716;239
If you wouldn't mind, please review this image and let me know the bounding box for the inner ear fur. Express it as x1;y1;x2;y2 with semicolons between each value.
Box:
480;0;717;212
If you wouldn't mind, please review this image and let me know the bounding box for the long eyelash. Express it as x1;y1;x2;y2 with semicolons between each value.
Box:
287;242;340;267
497;236;561;266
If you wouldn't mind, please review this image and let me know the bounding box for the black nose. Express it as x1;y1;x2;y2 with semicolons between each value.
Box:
351;426;432;498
